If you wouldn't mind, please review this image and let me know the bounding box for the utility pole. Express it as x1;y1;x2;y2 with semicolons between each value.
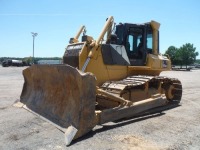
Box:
31;32;38;64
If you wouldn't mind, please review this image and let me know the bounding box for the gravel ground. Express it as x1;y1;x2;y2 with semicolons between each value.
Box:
0;66;200;150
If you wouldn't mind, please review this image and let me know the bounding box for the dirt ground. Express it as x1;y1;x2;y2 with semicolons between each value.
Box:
0;66;200;150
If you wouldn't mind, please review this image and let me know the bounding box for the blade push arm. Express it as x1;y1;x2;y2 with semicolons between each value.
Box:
82;16;114;72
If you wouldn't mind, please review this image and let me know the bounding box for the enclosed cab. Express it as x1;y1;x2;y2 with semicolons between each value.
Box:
115;22;158;66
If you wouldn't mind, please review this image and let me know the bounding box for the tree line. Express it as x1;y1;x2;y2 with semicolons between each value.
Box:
1;44;199;67
165;43;199;67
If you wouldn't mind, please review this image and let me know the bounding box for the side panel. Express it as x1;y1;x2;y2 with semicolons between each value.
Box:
79;44;171;85
63;42;86;68
147;54;171;70
128;54;171;76
79;45;128;86
101;44;130;65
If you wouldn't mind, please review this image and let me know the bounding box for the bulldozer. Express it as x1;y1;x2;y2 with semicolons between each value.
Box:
16;16;182;145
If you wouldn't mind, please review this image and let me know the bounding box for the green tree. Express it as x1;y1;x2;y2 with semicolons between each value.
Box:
23;57;32;65
165;43;199;67
165;46;179;65
178;43;199;68
195;59;200;64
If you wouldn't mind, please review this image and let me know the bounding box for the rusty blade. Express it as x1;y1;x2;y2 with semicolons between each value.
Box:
20;64;97;139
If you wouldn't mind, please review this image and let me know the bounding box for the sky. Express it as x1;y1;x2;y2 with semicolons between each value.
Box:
0;0;200;58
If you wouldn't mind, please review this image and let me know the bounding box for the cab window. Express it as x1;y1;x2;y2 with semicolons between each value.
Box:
147;33;152;49
128;35;134;51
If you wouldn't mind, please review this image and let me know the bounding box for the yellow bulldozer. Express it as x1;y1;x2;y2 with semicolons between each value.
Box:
16;16;182;145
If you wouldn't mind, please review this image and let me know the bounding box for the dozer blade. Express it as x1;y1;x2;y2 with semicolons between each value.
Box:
19;64;97;142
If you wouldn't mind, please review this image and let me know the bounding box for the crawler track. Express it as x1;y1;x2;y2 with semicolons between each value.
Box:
100;75;182;103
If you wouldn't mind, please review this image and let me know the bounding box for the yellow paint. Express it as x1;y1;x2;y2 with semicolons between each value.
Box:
76;19;171;86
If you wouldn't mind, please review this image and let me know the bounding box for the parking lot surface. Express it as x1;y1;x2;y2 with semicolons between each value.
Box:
0;66;200;150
